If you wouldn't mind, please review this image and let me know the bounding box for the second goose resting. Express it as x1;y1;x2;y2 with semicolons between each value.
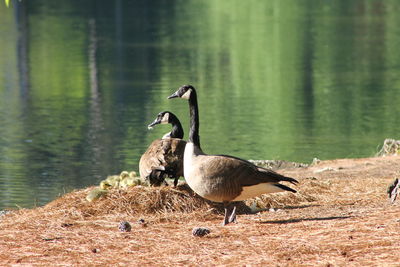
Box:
168;85;298;225
139;111;186;186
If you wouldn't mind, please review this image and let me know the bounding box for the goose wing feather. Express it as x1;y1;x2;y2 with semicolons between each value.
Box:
195;154;298;193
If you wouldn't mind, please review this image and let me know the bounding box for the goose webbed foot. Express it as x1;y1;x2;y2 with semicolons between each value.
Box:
222;202;237;226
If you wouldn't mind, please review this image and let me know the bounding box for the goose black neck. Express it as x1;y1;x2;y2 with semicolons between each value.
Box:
169;115;184;139
188;89;201;149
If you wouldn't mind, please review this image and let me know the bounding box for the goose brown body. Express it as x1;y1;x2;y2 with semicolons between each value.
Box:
139;111;186;186
183;143;297;203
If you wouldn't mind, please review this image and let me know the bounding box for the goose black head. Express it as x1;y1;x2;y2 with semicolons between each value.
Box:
167;85;195;100
148;111;172;128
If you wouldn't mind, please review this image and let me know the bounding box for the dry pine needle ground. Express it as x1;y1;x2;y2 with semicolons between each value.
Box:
0;156;400;266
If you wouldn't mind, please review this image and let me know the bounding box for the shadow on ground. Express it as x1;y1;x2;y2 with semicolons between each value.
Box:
261;216;352;224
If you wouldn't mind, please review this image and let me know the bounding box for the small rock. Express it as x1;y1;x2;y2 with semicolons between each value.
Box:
118;221;132;232
91;248;100;253
192;227;210;237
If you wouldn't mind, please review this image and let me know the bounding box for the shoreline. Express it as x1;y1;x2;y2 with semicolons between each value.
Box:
0;155;399;265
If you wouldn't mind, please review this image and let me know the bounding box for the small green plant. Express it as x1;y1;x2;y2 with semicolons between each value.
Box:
5;0;10;7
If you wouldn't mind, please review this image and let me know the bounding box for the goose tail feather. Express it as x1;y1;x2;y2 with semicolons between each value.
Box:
263;169;299;185
274;183;297;193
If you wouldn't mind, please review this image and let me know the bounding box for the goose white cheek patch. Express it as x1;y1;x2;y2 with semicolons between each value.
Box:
181;89;191;99
161;113;169;124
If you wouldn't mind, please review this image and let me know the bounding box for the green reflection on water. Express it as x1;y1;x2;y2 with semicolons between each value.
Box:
0;0;400;209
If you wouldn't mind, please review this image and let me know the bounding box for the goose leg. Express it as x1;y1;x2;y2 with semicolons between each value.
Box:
228;205;237;223
223;205;230;226
222;202;236;226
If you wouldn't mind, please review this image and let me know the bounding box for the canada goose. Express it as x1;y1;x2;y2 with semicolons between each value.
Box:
139;111;186;186
168;85;298;225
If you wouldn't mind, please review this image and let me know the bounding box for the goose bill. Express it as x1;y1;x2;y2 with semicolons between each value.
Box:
167;92;179;99
148;118;161;128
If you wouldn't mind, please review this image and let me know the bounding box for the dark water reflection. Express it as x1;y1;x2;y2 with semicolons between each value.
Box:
1;0;400;209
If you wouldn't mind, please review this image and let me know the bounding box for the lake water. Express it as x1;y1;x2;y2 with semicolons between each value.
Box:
1;0;400;209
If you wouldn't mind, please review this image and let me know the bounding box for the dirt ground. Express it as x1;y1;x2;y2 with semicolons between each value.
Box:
1;156;399;266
